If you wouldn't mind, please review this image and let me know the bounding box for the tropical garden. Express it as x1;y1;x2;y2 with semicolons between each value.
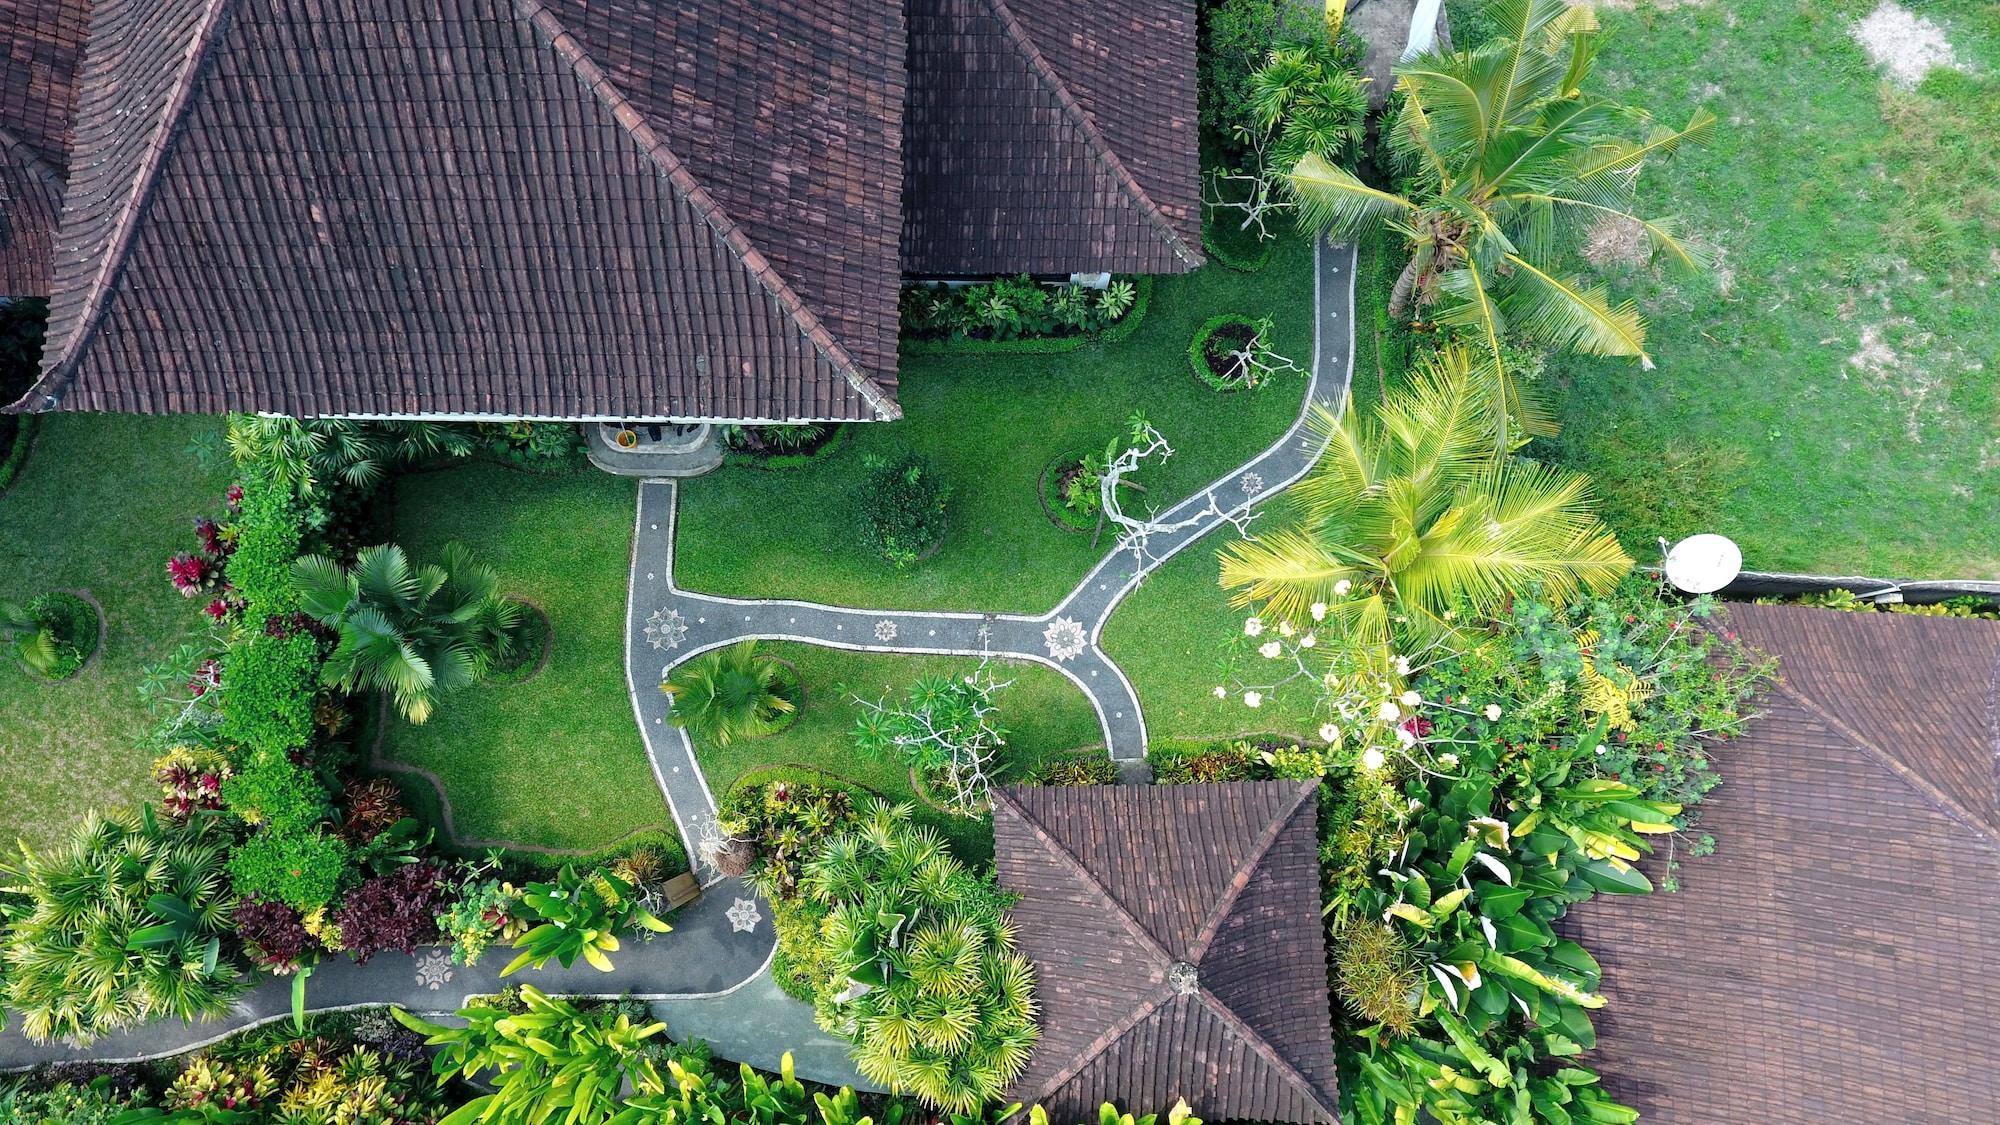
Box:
0;0;1989;1121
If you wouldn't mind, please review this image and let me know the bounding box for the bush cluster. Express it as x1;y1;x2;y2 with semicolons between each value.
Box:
858;451;951;569
899;275;1137;343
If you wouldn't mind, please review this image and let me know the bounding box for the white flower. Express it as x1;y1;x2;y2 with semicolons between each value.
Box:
1396;728;1416;747
1299;633;1317;648
1393;655;1411;675
1278;620;1295;637
1377;701;1401;723
1484;703;1503;721
1258;641;1282;660
1318;722;1340;743
1333;579;1353;596
1438;752;1460;767
1399;690;1422;707
1310;602;1328;621
1594;743;1608;755
1443;609;1456;620
1361;747;1386;771
1213;685;1228;699
1243;617;1265;637
1242;691;1264;709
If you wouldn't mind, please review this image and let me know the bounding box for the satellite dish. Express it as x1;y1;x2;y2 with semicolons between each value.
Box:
1663;534;1743;594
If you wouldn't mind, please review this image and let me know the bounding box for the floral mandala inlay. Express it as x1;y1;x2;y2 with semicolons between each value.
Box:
1239;472;1265;496
727;897;763;934
644;607;689;650
1043;617;1087;662
416;949;453;991
874;619;898;642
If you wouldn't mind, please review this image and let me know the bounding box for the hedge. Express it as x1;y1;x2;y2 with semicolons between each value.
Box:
0;414;37;493
898;276;1154;357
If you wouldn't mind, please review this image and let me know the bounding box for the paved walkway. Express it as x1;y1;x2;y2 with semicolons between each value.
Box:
0;239;1354;1075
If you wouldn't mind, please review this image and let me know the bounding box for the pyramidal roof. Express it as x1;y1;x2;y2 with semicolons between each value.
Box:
14;0;904;420
992;781;1339;1123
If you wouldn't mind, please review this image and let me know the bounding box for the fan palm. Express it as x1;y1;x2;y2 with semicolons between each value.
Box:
1283;0;1714;443
659;640;796;746
0;600;60;675
1219;345;1630;645
2;808;242;1044
293;542;522;724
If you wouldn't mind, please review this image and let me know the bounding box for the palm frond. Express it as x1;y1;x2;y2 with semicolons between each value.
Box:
1499;254;1651;364
1284;152;1414;241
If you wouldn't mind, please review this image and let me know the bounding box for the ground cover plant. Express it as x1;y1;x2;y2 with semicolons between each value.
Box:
690;643;1101;864
0;415;234;850
1535;0;2000;575
673;236;1314;612
373;463;667;852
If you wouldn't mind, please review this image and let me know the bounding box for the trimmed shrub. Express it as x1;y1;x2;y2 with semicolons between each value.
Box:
1028;752;1119;786
858;451;951;569
331;861;448;963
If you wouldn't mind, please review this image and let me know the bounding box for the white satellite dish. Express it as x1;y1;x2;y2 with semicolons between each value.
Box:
1663;534;1743;594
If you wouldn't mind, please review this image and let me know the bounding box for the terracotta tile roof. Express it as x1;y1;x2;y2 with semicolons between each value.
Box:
900;0;1202;276
14;0;902;420
992;781;1339;1123
0;0;88;295
1566;603;2000;1125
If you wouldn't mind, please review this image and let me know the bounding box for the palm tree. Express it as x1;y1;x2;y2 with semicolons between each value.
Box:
3;808;243;1044
1282;0;1713;442
293;542;522;724
659;640;796;746
1219;345;1630;645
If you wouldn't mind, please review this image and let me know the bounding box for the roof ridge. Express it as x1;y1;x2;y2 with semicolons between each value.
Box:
977;0;1201;268
991;789;1176;965
1019;987;1171;1106
1192;983;1340;1117
1188;779;1317;960
15;0;236;412
1774;678;1998;847
513;0;902;422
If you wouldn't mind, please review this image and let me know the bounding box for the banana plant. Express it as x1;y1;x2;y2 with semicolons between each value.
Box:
1345;1024;1639;1125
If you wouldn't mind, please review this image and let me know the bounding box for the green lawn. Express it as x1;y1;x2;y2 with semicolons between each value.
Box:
1537;0;2000;578
674;238;1316;612
372;463;670;853
0;415;232;850
691;642;1102;864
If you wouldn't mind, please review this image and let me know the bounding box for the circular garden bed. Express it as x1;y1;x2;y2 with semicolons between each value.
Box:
1037;449;1104;535
13;590;103;681
1188;314;1267;392
487;599;553;685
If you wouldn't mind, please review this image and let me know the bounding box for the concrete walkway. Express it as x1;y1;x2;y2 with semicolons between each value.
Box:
0;239;1354;1076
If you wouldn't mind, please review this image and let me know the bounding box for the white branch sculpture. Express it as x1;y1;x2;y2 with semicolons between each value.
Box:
1100;417;1260;572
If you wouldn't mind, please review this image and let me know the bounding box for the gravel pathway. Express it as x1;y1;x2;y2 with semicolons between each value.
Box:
0;238;1353;1075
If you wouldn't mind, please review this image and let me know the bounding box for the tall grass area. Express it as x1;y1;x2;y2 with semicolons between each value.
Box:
1536;1;2000;577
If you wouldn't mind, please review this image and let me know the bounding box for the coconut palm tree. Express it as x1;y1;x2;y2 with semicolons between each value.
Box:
659;640;796;746
293;542;522;724
1282;0;1714;442
2;808;242;1044
1219;345;1630;645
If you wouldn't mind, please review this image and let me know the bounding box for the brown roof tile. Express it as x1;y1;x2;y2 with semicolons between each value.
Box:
900;0;1202;276
15;0;901;419
1566;603;2000;1124
0;0;89;295
993;781;1339;1123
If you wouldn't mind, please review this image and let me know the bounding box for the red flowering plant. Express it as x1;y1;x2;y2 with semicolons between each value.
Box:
331;861;448;964
152;746;232;822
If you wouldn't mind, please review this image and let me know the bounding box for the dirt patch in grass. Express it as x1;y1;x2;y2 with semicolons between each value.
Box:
1582;214;1652;268
1844;318;1984;445
1851;2;1962;87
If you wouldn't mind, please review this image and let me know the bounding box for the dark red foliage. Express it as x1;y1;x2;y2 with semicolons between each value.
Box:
1402;716;1435;739
340;778;410;844
194;518;231;559
235;896;314;971
332;862;446;964
187;658;222;698
168;552;215;597
225;483;244;509
203;597;231;621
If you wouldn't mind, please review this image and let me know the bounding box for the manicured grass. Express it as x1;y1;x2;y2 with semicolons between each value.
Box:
0;415;232;850
372;463;669;852
1101;519;1322;745
692;642;1102;864
674;238;1316;612
1539;1;2000;578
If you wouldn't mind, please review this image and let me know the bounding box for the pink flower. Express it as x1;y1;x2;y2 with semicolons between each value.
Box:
225;483;244;508
167;553;210;595
203;597;230;621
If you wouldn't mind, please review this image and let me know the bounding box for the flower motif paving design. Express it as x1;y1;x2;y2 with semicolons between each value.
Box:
874;619;898;642
1239;472;1265;496
415;949;454;991
727;898;763;934
644;606;689;650
1043;617;1087;662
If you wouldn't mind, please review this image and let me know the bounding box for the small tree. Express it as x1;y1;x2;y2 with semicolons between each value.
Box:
851;666;1010;816
292;541;522;724
859;451;951;569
